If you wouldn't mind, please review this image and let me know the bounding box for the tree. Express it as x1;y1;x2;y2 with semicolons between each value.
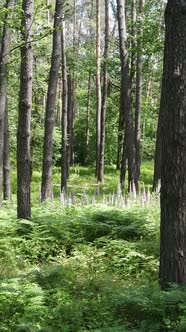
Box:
67;0;77;172
152;107;162;192
3;98;11;201
85;73;91;165
130;0;136;93
135;0;145;190
61;17;68;192
41;0;62;202
117;0;136;191
160;0;186;286
95;0;101;179
17;0;34;219
98;0;109;183
0;0;14;207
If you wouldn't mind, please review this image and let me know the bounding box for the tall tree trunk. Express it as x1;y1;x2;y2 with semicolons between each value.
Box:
135;0;145;190
41;0;62;201
84;0;94;166
120;134;127;189
117;0;136;191
3;98;11;201
130;0;136;91
160;0;186;286
98;0;109;183
85;73;91;165
0;0;14;207
67;74;72;177
70;81;75;167
152;108;162;192
17;0;33;219
61;18;68;192
70;0;77;168
96;0;101;178
67;0;77;171
56;77;62;127
116;103;125;170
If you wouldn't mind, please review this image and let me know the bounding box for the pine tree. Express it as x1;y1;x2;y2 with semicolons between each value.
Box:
160;0;186;286
17;0;34;219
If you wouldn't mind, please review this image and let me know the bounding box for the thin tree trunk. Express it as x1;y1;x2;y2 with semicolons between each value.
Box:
67;0;78;171
116;0;136;172
98;0;109;182
152;108;162;192
160;0;186;286
70;80;75;167
3;98;11;201
67;73;72;177
0;0;14;207
56;77;62;127
85;73;91;165
96;0;101;178
84;0;93;166
117;0;136;191
17;0;33;219
70;0;77;168
116;105;124;170
61;18;68;192
135;0;145;190
146;73;152;99
120;134;127;189
41;0;62;201
130;0;136;90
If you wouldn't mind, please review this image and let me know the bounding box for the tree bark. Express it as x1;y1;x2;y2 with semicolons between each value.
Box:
70;0;77;168
84;0;93;166
0;0;14;207
117;0;136;191
96;0;101;178
116;101;124;170
66;0;77;172
135;0;145;190
120;134;127;189
85;73;91;165
61;18;68;192
67;73;72;177
98;0;109;183
152;108;162;192
17;0;33;219
56;77;62;127
160;0;186;286
3;98;11;201
130;0;136;91
41;0;62;201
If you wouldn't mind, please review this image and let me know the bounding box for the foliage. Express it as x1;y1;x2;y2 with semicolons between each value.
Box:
3;0;164;168
0;195;186;332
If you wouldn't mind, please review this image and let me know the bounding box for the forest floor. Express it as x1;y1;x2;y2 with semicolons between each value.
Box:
1;162;186;332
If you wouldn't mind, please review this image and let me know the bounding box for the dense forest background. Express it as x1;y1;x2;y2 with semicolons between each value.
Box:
1;0;164;193
2;1;186;332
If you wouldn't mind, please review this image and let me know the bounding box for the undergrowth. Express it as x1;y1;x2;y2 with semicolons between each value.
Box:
0;202;186;331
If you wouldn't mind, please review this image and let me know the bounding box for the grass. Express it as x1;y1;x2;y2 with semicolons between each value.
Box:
2;162;186;332
11;161;154;204
0;203;160;331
